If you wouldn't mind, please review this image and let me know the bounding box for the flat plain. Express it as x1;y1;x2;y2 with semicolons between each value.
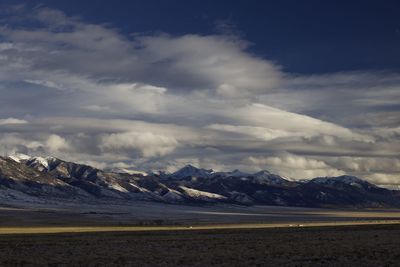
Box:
3;200;400;227
2;202;400;266
1;224;400;266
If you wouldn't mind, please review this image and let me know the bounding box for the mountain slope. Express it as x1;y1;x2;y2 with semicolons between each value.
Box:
1;155;399;208
0;157;89;201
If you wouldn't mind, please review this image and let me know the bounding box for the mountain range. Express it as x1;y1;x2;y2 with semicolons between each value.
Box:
1;154;399;208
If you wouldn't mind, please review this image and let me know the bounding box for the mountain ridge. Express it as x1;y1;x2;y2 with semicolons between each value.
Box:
1;154;399;208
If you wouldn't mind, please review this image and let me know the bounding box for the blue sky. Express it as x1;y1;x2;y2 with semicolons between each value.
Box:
0;1;399;186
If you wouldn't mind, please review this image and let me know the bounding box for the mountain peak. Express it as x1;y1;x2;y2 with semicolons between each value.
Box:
251;170;289;185
311;175;373;187
25;156;62;171
171;164;214;178
254;170;271;176
181;164;199;170
225;169;250;177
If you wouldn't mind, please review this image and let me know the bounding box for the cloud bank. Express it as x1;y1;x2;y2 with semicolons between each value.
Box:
0;5;399;186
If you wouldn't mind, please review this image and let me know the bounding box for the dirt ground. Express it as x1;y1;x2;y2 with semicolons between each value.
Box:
0;224;399;266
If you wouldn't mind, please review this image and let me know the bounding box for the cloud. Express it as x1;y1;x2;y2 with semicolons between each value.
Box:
206;124;296;141
100;132;179;157
261;72;400;128
136;34;283;96
365;173;400;187
211;103;374;142
0;6;282;97
0;133;43;156
82;105;112;112
0;5;398;185
246;154;345;179
45;134;68;153
0;118;27;125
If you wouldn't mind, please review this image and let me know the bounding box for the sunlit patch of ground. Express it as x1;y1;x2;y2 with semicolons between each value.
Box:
1;220;400;234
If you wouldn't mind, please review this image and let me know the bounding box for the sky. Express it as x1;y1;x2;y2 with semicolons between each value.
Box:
0;1;399;186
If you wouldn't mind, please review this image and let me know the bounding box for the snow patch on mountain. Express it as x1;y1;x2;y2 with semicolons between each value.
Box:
8;153;31;163
178;186;227;201
128;183;149;193
106;167;148;176
108;182;129;193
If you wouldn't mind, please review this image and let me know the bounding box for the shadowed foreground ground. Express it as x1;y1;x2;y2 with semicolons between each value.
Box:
1;224;400;266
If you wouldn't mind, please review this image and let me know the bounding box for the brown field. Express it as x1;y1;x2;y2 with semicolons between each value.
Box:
0;224;400;266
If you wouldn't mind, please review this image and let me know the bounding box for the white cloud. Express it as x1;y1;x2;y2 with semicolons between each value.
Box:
206;124;295;141
0;133;43;156
45;134;68;153
246;154;345;179
100;131;179;157
328;156;400;173
0;118;28;125
136;34;283;95
365;173;400;186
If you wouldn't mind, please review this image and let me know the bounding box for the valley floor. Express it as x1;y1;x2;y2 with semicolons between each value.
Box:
2;202;400;266
3;201;400;227
1;224;400;266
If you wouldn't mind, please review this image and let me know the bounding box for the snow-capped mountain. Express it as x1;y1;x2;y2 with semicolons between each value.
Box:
164;165;292;186
25;156;59;171
218;169;251;178
311;175;373;187
168;164;215;179
251;170;291;185
1;154;400;208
